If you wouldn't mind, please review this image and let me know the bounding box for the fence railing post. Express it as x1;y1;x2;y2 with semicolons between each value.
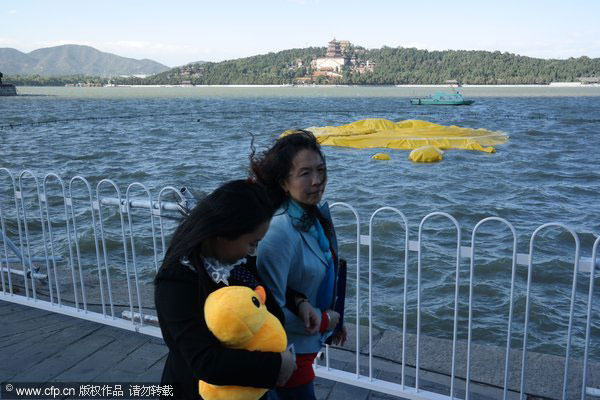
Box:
125;182;159;327
329;202;361;377
466;217;518;400
42;173;69;307
368;207;410;386
581;236;599;400
18;170;45;301
417;212;461;398
520;223;580;400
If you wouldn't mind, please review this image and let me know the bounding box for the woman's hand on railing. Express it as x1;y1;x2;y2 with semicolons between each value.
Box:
331;324;347;346
325;309;340;331
298;300;320;334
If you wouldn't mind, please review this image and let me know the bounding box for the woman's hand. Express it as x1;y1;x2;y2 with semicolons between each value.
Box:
326;310;340;331
331;324;347;346
276;349;296;386
298;300;320;334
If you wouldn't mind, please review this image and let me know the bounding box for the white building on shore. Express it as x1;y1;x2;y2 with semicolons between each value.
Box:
311;38;348;73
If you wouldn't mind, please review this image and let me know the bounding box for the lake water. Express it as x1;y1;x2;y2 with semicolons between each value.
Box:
1;86;599;360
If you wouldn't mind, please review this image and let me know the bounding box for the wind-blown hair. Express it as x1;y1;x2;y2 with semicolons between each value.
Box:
249;130;326;211
159;179;276;272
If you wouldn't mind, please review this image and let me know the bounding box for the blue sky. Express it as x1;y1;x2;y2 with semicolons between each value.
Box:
2;0;599;67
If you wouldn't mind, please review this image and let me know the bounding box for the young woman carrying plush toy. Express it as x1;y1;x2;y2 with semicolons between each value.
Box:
154;180;296;399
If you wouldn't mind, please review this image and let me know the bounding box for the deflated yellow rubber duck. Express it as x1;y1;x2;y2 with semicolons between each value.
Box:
199;286;287;400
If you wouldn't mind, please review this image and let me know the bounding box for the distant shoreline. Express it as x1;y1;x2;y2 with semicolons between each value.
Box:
114;83;600;88
12;83;600;89
14;85;600;98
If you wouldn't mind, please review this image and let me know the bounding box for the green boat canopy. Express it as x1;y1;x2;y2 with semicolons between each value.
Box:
283;118;508;153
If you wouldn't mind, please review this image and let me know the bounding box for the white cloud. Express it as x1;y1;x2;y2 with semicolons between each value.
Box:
0;37;19;47
8;9;17;15
12;39;197;65
36;39;96;48
105;40;196;53
286;0;321;5
401;42;431;50
516;41;600;59
102;41;205;64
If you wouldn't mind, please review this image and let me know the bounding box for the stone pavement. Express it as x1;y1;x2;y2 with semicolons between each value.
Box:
0;300;500;399
2;300;598;399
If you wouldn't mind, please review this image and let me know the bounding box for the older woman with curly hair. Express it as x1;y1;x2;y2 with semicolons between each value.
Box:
251;130;347;400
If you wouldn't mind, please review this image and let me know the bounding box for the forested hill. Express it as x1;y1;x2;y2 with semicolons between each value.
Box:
5;45;599;86
362;47;600;84
117;46;600;85
122;47;323;85
0;44;169;77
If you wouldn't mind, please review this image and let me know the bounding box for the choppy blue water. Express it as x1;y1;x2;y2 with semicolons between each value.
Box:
1;86;599;360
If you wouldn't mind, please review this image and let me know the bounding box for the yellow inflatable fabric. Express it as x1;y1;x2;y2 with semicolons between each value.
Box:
282;118;508;153
371;152;391;160
409;145;444;163
199;286;287;400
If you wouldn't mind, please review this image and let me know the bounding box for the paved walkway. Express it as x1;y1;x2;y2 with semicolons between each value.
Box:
0;301;167;384
4;265;596;399
1;300;511;400
2;299;585;399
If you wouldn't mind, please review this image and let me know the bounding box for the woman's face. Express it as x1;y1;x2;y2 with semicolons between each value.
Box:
213;220;270;263
281;149;327;207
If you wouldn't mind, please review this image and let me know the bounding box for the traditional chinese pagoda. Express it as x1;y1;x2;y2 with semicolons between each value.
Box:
311;38;349;75
326;39;343;58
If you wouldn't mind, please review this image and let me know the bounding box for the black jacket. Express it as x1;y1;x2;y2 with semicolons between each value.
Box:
154;256;282;399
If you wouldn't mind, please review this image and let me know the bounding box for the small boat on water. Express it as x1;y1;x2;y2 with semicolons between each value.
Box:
411;91;474;106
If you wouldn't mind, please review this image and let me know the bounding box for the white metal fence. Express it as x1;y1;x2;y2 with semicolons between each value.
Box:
0;169;598;400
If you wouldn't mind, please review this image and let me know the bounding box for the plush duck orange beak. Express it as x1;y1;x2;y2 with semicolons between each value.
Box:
254;286;266;305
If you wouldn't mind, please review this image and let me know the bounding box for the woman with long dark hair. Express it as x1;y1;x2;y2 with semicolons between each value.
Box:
155;180;296;399
251;131;347;400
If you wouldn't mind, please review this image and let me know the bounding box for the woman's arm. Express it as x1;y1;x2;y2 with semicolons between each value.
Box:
257;221;320;335
296;298;320;334
256;222;295;309
155;275;282;388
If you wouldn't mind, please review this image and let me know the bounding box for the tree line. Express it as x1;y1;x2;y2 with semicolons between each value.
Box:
4;46;599;86
3;74;106;86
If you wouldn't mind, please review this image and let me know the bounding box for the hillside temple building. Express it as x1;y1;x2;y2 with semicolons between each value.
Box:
311;38;350;76
309;39;374;80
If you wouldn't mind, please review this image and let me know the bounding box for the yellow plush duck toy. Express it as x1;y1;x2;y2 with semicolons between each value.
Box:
199;285;287;400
